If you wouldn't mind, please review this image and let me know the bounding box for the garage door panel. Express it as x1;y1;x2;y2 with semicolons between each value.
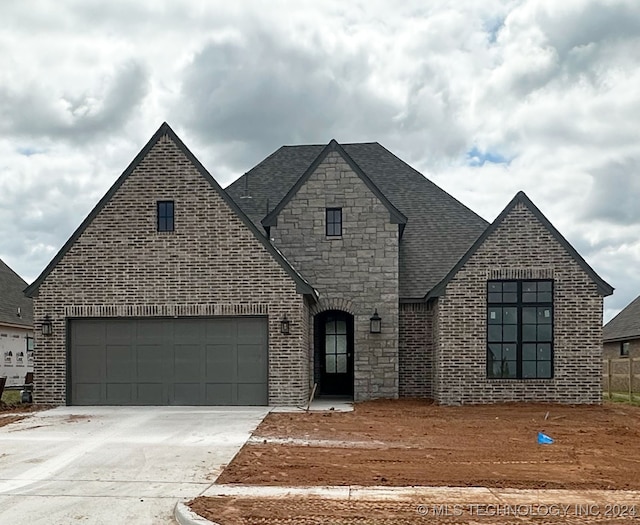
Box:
73;345;104;382
237;319;267;344
73;321;105;345
136;383;165;405
174;344;202;381
174;320;205;342
205;319;237;343
136;320;168;342
105;322;134;344
105;346;133;381
74;383;102;405
205;383;234;405
238;383;268;406
137;345;166;382
173;383;202;405
206;344;236;381
71;318;268;406
106;383;133;404
237;344;267;382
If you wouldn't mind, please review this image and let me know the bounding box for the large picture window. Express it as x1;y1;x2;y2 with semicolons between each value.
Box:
487;280;553;379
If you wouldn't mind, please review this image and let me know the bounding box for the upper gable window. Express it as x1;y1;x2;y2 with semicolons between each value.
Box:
326;208;342;237
157;201;174;232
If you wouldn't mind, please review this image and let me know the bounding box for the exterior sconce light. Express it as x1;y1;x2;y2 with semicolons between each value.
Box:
41;315;53;336
370;309;381;334
280;315;290;335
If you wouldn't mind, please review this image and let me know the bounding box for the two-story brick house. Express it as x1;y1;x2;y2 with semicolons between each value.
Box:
25;123;613;406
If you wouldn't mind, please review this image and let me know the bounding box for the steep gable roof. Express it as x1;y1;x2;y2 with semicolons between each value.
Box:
262;140;407;228
227;142;488;298
427;191;614;299
603;294;640;342
25;123;317;299
0;258;33;328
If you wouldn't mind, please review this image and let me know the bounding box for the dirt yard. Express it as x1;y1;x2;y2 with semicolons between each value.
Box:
190;496;640;525
190;399;640;524
216;399;640;489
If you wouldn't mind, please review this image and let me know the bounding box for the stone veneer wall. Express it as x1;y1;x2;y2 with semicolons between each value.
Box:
434;202;604;405
398;302;433;398
271;151;399;400
33;133;309;406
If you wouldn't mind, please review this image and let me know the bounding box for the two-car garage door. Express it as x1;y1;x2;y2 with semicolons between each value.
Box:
69;317;268;406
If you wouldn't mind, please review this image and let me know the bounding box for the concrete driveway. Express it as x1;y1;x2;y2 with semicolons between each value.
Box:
0;406;269;524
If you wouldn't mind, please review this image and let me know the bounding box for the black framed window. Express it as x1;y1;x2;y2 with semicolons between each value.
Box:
621;341;630;357
326;208;342;237
487;280;553;379
157;201;174;232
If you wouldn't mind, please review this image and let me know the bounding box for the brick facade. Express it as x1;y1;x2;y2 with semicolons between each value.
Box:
32;132;310;406
270;151;400;401
398;302;434;397
435;202;604;405
29;128;610;407
603;339;640;360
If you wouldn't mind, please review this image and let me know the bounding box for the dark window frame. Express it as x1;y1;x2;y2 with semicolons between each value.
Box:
621;341;630;357
157;200;175;232
326;208;342;237
487;279;554;380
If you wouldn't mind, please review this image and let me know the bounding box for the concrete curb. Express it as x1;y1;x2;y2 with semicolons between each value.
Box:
174;502;220;525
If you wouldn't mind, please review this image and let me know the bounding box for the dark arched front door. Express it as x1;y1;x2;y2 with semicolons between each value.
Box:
316;311;354;397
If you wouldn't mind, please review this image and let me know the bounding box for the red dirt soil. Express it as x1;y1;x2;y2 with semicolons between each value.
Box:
216;399;640;490
189;496;639;525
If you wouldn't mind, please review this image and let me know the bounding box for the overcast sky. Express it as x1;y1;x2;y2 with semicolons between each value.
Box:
1;0;638;322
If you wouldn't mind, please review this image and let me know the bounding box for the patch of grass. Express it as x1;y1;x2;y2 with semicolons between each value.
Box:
1;389;22;406
603;392;640;407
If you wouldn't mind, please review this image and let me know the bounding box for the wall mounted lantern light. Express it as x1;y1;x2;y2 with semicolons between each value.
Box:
369;309;381;334
41;315;53;336
280;314;290;335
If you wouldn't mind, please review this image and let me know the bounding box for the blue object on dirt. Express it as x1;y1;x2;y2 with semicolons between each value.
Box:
538;432;554;445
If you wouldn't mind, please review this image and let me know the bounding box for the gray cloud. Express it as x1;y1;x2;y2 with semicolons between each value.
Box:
177;30;402;170
584;158;640;225
0;60;149;142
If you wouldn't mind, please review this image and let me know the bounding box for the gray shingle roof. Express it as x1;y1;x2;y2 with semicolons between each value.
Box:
226;141;489;299
0;258;33;327
603;294;640;342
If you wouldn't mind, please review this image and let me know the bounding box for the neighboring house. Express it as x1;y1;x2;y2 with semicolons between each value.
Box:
0;258;34;387
603;294;640;359
25;123;613;406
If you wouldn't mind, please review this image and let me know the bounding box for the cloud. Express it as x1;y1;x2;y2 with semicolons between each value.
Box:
584;158;640;225
177;29;401;172
0;60;150;143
